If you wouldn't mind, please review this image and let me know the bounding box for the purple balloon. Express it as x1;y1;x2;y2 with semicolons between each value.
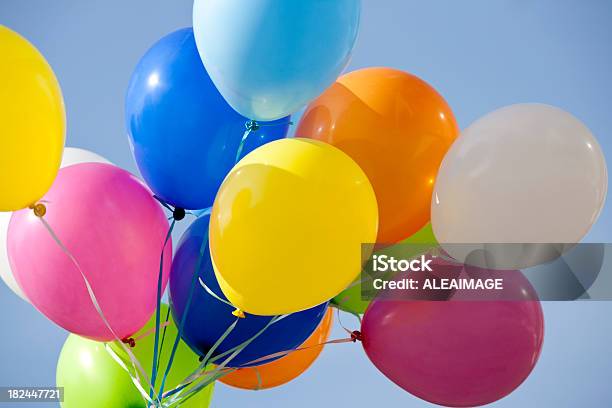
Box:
361;266;544;407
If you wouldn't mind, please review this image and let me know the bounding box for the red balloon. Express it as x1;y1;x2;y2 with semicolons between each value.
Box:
361;267;544;407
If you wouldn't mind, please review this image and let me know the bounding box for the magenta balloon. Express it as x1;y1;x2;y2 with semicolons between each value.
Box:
7;163;172;341
361;268;544;407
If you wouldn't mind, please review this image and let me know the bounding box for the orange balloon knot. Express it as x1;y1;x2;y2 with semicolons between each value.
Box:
245;120;260;132
232;308;246;319
350;330;363;343
122;337;136;348
29;203;47;218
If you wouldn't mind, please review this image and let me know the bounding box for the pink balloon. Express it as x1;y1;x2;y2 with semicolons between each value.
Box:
8;163;172;341
361;266;544;407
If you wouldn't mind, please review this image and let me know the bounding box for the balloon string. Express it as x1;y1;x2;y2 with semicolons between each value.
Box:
163;315;263;402
168;122;256;357
198;277;234;307
160;119;293;404
155;307;172;375
149;219;176;400
157;227;210;399
38;215;160;404
201;317;240;368
163;317;241;402
234;121;256;163
153;196;174;212
335;307;357;337
164;315;282;406
239;336;358;367
164;315;285;404
132;320;171;342
234;119;293;163
104;344;156;406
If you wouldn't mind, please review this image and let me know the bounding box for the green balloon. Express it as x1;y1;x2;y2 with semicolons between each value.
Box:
57;304;214;408
331;223;438;314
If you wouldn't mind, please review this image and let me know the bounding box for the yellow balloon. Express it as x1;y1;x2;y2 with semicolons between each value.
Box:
210;138;378;316
0;26;65;211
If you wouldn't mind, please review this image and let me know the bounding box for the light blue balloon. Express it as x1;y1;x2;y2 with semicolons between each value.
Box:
193;0;361;122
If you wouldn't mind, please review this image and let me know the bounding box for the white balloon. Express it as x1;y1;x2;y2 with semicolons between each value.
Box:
60;147;111;168
432;104;607;269
0;212;26;300
0;147;111;301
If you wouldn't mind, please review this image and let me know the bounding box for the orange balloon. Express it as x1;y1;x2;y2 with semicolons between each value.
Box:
220;308;334;390
296;67;459;244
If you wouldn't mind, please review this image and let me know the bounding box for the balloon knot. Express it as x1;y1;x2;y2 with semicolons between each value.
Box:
245;120;260;132
29;203;47;218
198;355;205;362
122;337;136;348
232;308;246;319
350;330;363;342
173;208;186;221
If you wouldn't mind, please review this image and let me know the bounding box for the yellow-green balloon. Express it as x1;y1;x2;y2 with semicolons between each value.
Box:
332;223;438;314
57;304;214;407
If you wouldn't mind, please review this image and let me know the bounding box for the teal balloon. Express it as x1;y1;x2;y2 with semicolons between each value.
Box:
193;0;362;121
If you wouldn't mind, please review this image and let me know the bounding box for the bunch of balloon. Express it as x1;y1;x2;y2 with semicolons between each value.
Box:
0;147;110;302
57;304;214;408
220;308;334;390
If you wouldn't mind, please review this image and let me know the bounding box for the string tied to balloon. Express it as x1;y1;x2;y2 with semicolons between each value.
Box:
245;119;260;132
350;330;363;343
148;197;177;401
235;118;293;163
158;118;294;404
36;210;160;405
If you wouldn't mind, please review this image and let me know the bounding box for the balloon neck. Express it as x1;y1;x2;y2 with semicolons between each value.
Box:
232;308;246;319
122;337;136;348
245;120;260;132
29;203;47;218
172;207;186;221
350;330;363;342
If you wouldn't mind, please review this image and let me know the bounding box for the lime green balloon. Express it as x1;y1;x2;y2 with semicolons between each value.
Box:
331;223;438;314
57;304;214;408
57;335;143;407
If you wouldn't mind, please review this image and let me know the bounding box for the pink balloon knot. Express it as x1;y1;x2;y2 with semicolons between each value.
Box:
122;337;136;348
350;330;363;342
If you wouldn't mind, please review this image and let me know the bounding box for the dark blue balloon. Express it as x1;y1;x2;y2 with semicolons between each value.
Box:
169;215;328;367
125;28;290;210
